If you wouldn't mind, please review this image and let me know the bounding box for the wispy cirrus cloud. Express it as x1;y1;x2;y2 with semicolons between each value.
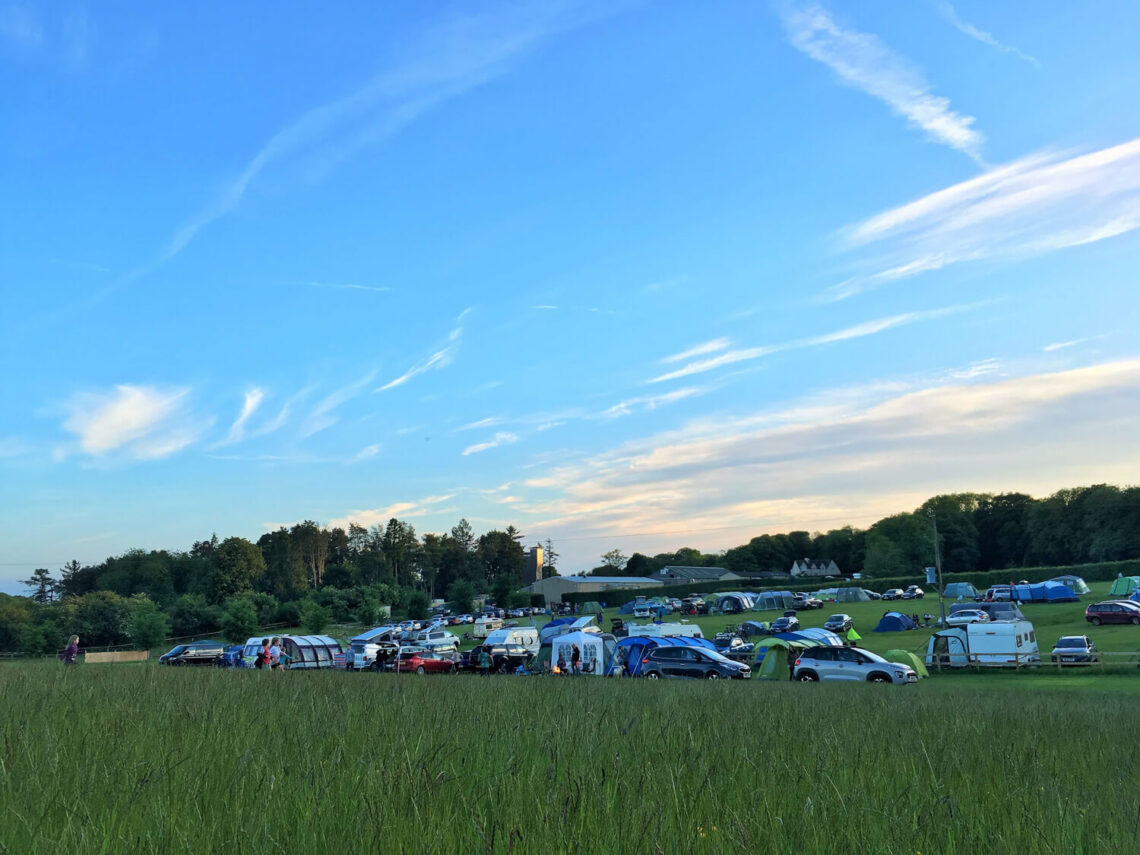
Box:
651;304;973;382
825;139;1140;301
780;3;984;162
930;0;1039;68
301;371;377;437
295;280;392;294
457;416;504;432
529;305;559;310
599;387;708;418
660;338;731;364
463;432;519;456
215;388;265;446
60;384;210;460
377;308;470;392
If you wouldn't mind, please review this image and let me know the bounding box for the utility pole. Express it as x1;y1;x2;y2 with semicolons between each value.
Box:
928;509;946;627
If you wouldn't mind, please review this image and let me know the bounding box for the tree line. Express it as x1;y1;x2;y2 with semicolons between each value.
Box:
589;485;1140;578
5;519;559;655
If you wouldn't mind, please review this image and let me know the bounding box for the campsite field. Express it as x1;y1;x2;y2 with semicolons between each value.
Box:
1;662;1137;854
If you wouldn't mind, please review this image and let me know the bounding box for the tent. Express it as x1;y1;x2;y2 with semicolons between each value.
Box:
579;601;604;615
716;593;755;613
834;587;871;603
1050;575;1091;596
943;582;980;600
873;612;916;632
885;648;929;678
605;635;716;677
551;631;613;675
1109;576;1140;597
1012;581;1078;603
739;620;770;638
539;617;577;642
811;588;839;602
753;591;794;611
752;637;826;680
783;628;845;646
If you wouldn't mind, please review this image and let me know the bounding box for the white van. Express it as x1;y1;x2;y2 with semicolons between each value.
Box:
347;625;402;670
926;620;1039;668
483;627;540;653
625;622;703;639
473;616;503;639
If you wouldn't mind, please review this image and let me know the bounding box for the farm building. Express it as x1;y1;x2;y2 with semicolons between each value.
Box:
653;565;741;584
522;575;662;605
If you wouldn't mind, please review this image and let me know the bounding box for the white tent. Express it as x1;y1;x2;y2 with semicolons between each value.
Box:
551;631;608;675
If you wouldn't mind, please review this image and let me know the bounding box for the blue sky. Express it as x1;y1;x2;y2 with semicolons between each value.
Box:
3;1;1140;591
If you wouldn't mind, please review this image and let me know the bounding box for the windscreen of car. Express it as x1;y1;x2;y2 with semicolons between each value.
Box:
1055;638;1085;648
827;615;844;622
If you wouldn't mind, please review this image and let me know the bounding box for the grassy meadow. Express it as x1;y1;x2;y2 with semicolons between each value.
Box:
1;660;1138;854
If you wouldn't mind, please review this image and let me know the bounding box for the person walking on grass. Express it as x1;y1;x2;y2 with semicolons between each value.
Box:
255;638;270;669
478;646;492;676
60;635;79;665
269;637;282;671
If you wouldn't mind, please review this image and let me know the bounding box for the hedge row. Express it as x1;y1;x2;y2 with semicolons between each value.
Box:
558;559;1140;607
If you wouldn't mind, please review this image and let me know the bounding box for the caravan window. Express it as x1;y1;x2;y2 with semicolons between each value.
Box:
1029;631;1036;643
301;645;317;663
1015;634;1023;647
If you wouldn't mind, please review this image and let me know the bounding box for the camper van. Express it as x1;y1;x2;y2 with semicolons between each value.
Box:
482;626;540;653
624;622;703;639
409;626;459;651
347;625;403;670
925;620;1039;668
473;616;503;639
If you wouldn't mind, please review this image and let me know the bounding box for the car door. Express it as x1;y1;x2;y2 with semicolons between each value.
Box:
829;647;860;681
807;648;837;680
679;648;705;678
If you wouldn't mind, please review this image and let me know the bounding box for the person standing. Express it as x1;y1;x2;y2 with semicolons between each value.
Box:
255;638;270;669
478;646;492;676
60;635;79;665
570;644;581;675
269;637;282;671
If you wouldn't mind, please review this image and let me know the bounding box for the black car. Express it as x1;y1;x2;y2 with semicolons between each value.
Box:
159;640;225;666
770;616;800;633
680;597;707;615
1050;636;1099;665
823;614;854;632
641;646;750;680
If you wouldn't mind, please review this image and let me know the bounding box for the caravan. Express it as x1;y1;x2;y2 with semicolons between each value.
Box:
483;626;540;653
473;616;503;639
925;620;1039;668
622;622;702;639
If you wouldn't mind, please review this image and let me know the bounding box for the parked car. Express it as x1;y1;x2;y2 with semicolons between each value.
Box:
389;650;459;674
882;588;904;601
712;634;755;662
632;605;651;619
984;585;1014;602
902;586;925;600
793;646;917;684
1085;601;1140;626
159;640;225;666
487;643;533;673
863;589;882;600
1050;636;1100;665
823;614;853;632
770;615;800;633
792;594;823;611
680;597;707;615
944;609;990;628
641;646;751;680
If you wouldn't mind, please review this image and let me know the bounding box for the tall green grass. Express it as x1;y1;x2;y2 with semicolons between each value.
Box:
0;663;1136;853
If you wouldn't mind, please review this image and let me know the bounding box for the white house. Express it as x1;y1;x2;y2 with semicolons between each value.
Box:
789;559;839;578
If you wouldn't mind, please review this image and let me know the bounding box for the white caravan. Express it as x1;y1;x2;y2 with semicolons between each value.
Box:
473;616;504;639
925;620;1039;668
408;626;459;651
483;626;540;653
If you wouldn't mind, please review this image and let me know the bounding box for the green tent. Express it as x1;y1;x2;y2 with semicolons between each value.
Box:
754;638;821;680
1108;576;1140;597
885;648;929;678
846;628;862;643
580;601;604;614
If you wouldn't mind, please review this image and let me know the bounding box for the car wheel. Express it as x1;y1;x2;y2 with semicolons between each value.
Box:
797;672;818;682
1090;617;1101;625
448;664;457;674
416;666;426;675
1132;617;1140;626
706;671;720;680
645;671;661;680
868;673;891;683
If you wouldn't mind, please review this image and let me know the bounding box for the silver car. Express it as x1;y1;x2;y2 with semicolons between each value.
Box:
793;646;917;684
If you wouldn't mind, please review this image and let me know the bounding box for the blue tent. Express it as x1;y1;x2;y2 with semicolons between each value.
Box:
605;635;716;676
873;612;916;632
782;628;845;646
1012;581;1079;603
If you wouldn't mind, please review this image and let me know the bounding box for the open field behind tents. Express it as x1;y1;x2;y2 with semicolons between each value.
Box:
1;662;1138;853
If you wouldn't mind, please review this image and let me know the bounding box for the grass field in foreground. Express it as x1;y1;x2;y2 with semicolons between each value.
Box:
1;664;1137;854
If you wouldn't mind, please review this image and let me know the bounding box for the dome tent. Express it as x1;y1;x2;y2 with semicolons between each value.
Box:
835;587;871;603
1050;575;1090;596
873;612;916;632
943;582;979;600
752;637;825;680
885;648;928;678
1108;576;1140;597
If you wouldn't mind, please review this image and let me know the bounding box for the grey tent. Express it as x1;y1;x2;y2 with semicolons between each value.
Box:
834;587;871;603
1049;575;1091;596
753;591;794;611
943;582;980;600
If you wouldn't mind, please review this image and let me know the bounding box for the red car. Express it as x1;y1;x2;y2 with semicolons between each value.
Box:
1085;601;1140;626
389;651;458;674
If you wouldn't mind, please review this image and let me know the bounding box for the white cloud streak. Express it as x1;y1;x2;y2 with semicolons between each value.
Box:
463;432;519;456
781;3;984;161
296;281;392;293
660;338;731;364
327;493;457;530
218;388;265;445
377;309;470;392
61;385;209;460
930;0;1039;67
599;387;707;418
827;139;1140;300
650;304;972;382
301;371;377;438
